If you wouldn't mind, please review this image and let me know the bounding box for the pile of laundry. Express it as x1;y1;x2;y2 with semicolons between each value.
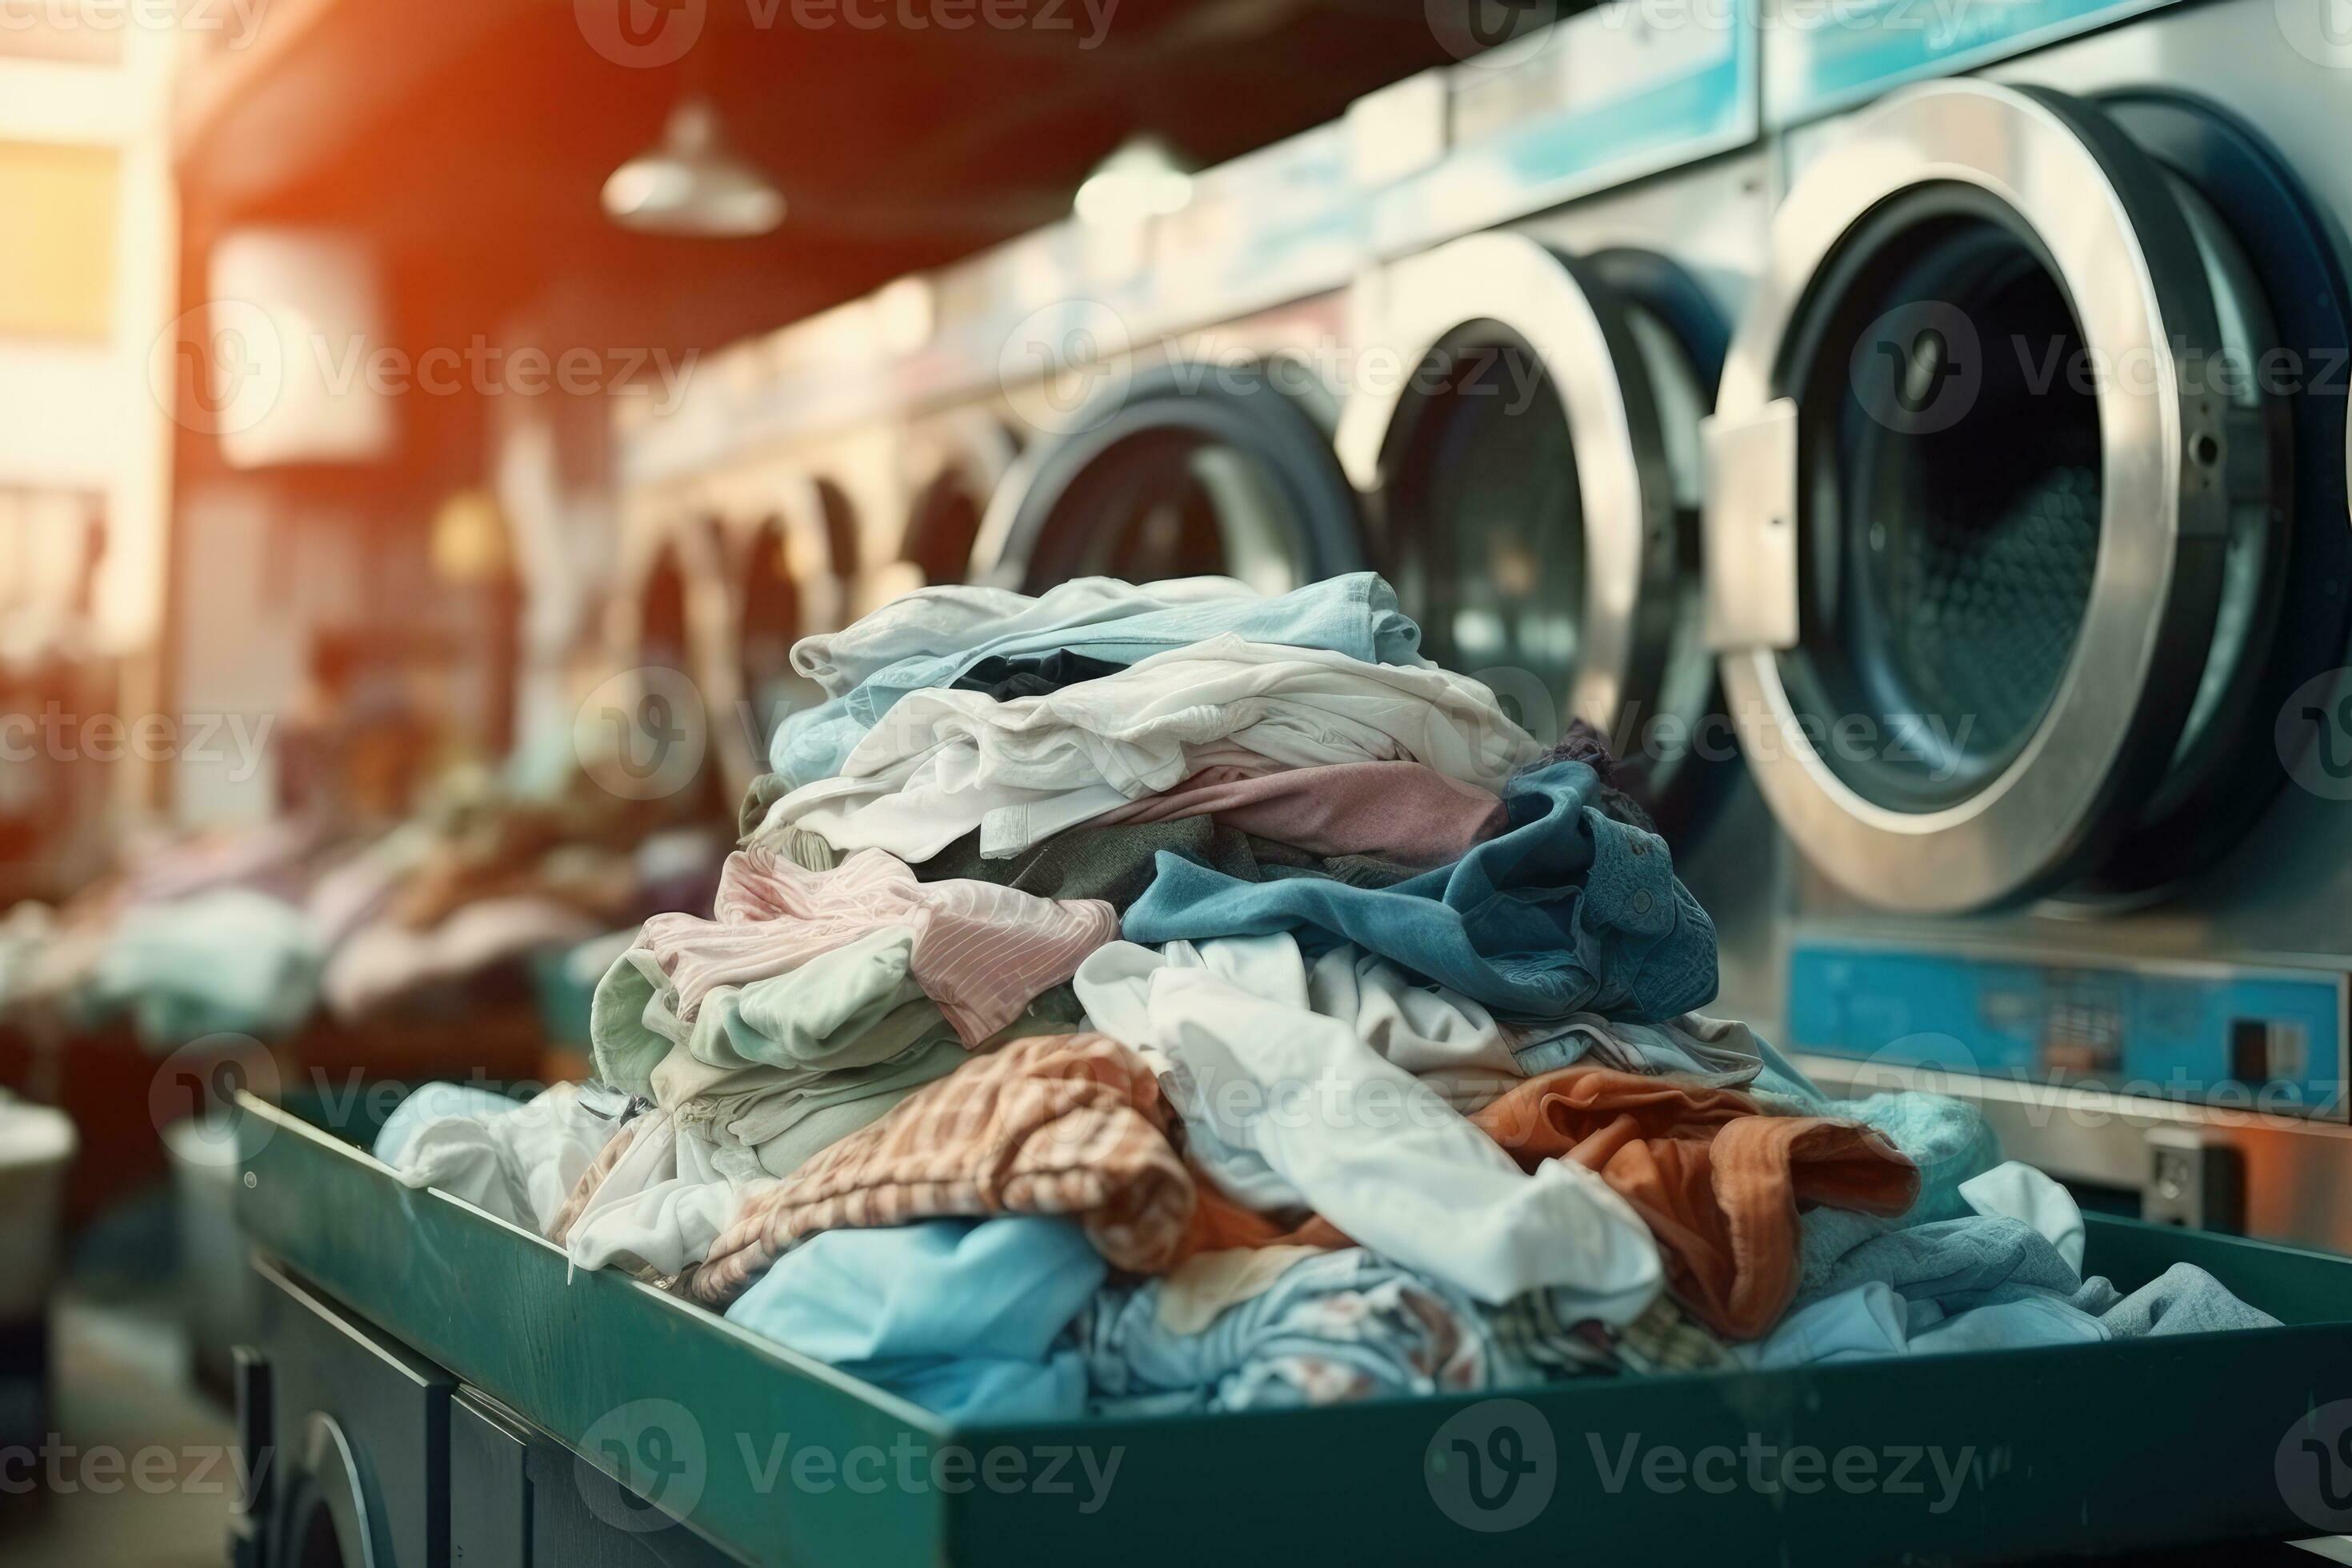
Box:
374;573;2277;1423
0;780;726;1049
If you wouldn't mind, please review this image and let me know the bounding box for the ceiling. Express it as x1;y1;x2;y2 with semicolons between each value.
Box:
176;0;1490;358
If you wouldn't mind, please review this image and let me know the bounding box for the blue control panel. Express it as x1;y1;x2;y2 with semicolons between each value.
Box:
1763;0;2186;127
1788;938;2348;1119
1370;2;1758;258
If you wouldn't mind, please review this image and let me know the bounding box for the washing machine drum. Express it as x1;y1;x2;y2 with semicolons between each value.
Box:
974;358;1367;594
1338;231;1728;834
1707;80;2351;914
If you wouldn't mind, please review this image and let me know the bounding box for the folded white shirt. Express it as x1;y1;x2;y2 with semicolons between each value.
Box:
1074;936;1661;1316
757;636;1539;862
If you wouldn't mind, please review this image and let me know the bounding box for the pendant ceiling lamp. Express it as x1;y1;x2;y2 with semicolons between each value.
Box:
602;95;786;238
1073;133;1195;228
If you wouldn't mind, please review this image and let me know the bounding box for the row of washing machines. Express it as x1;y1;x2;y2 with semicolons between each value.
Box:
609;0;2352;1248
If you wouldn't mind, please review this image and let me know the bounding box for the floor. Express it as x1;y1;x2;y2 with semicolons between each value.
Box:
2;1298;236;1566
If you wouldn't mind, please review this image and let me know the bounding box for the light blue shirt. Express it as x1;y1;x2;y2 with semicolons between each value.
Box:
767;573;1428;786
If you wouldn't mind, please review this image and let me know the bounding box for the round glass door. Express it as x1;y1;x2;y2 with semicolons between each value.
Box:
978;358;1366;595
1338;232;1726;833
1709;81;2346;913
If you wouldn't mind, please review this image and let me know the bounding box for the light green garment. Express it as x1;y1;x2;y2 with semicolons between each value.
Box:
593;926;926;1096
743;1090;925;1179
600;923;1091;1177
707;986;1090;1174
702;980;1090;1161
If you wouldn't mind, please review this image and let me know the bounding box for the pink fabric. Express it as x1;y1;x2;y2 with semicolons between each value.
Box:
1078;760;1508;867
634;846;1117;1047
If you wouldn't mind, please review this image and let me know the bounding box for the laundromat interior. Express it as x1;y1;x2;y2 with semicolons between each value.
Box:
10;1;2352;1563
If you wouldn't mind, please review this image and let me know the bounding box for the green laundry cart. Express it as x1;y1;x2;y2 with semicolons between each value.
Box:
228;1088;2352;1567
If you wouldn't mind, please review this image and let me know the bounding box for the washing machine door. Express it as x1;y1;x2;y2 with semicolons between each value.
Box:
901;416;1021;587
1338;231;1726;830
974;358;1366;594
1706;79;2302;915
728;509;833;781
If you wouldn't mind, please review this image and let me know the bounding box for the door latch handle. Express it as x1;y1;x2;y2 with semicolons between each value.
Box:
1702;396;1802;654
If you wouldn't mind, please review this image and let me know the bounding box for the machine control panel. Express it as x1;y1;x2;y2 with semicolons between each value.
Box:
1788;937;2348;1120
1762;0;2188;127
1368;1;1758;257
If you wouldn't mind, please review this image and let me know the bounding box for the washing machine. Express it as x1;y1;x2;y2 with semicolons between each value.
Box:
1706;2;2352;1242
706;470;850;794
686;438;890;798
1330;8;1782;1014
599;504;736;818
894;403;1023;594
974;315;1373;594
962;127;1382;601
1341;162;1789;1018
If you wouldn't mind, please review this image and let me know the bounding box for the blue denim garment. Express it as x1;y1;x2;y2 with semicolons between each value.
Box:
1120;758;1718;1022
766;573;1429;785
723;1217;1105;1425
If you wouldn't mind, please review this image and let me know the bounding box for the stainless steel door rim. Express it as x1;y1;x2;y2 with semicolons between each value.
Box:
973;358;1366;594
1337;230;1682;746
1706;79;2242;914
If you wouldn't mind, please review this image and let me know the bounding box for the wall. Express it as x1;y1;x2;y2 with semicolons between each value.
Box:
0;14;180;744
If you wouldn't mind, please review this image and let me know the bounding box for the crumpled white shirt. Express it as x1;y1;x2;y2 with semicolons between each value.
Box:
1960;1161;2087;1273
553;1110;750;1278
378;1082;631;1235
754;636;1540;863
1074;934;1661;1318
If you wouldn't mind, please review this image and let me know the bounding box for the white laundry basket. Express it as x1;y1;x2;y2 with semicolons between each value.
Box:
164;1113;258;1394
0;1094;76;1324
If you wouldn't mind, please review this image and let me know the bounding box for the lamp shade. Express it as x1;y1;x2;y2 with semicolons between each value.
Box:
602;96;785;238
1073;133;1194;228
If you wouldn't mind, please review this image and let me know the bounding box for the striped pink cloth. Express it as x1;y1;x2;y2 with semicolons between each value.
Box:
635;846;1117;1047
1078;758;1509;867
691;1032;1194;1306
